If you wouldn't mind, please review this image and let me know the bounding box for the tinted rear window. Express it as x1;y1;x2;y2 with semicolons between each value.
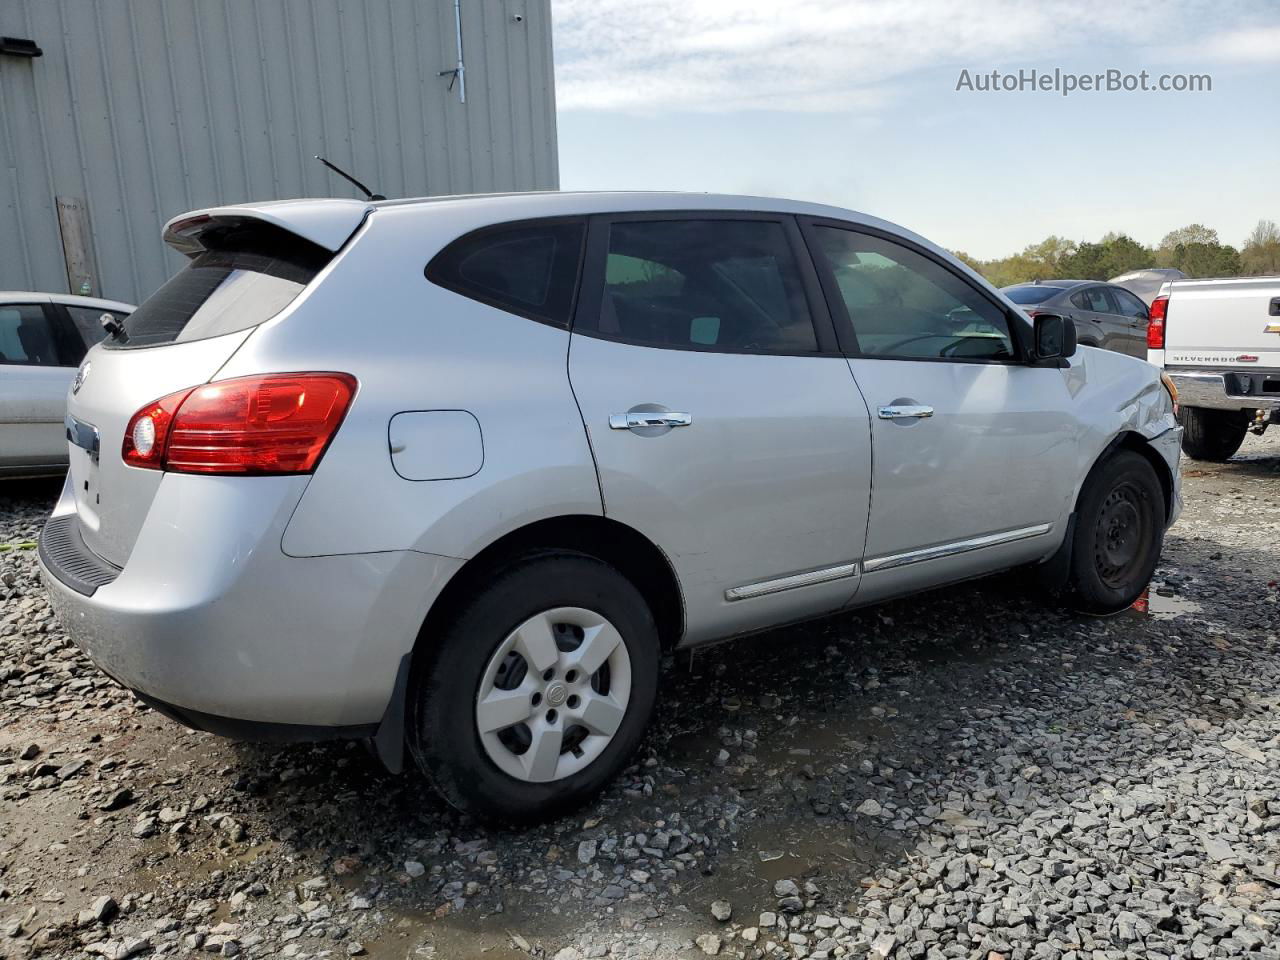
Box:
1002;285;1060;305
426;219;585;327
109;221;330;349
585;219;819;352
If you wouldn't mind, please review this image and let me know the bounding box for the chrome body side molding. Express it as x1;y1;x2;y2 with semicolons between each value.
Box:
725;561;860;602
863;523;1053;574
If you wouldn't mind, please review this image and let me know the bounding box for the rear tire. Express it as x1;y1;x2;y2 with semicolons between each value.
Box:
1066;451;1164;614
1179;406;1248;462
407;552;659;824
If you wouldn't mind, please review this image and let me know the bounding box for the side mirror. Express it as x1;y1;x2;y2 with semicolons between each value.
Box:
1033;313;1076;361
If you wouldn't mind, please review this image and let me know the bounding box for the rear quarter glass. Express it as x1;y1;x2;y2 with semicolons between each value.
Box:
107;220;331;349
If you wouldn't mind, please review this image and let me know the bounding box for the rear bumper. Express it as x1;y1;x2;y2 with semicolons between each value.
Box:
132;691;376;743
39;473;462;730
1167;369;1280;413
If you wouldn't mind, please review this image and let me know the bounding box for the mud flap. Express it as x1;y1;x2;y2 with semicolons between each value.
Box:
1034;511;1077;593
372;653;412;774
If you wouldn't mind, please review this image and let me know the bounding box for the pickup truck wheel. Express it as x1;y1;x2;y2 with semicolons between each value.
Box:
1067;451;1164;614
1179;406;1248;462
407;552;659;824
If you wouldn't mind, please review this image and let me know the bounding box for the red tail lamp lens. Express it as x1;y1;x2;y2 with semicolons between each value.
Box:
122;389;192;469
1147;295;1168;349
122;373;356;474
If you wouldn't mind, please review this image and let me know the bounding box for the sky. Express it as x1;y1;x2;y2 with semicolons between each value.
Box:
550;0;1280;261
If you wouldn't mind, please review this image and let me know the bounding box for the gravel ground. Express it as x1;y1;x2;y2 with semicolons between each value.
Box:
2;433;1278;960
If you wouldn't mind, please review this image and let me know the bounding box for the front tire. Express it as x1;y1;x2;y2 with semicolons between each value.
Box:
407;552;660;824
1066;451;1164;614
1179;406;1248;462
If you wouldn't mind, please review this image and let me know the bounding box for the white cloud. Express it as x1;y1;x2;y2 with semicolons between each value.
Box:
1156;25;1280;64
552;0;1278;113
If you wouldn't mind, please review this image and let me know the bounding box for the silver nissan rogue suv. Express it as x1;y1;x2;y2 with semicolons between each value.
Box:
39;192;1182;822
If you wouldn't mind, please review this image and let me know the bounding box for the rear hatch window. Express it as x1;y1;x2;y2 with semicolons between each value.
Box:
1002;285;1060;305
107;219;330;349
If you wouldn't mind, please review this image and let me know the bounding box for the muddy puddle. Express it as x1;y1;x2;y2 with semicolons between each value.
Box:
665;718;880;769
1128;588;1202;621
351;865;598;960
685;814;907;916
361;910;538;960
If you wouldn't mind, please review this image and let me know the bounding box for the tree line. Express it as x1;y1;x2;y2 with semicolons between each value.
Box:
952;219;1280;288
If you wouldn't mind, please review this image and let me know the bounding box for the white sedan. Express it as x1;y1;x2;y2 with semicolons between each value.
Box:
0;292;133;478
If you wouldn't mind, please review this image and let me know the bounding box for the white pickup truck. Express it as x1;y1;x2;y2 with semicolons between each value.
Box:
1147;276;1280;461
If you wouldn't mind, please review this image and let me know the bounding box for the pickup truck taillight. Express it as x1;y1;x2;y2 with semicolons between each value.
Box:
1147;295;1169;349
123;373;357;475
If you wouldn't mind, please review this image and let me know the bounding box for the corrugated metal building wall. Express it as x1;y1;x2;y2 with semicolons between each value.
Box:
0;0;558;305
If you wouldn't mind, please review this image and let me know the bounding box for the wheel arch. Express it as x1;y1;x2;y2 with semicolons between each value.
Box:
1036;429;1173;592
420;515;685;659
374;514;683;775
1104;430;1174;523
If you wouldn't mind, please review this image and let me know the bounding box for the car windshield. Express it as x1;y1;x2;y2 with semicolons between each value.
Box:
1003;285;1060;305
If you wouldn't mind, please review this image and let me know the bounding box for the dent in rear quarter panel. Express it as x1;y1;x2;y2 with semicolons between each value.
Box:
1062;347;1180;511
213;203;604;561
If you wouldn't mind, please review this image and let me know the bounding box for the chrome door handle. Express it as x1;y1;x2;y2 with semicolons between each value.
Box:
878;404;934;420
609;411;692;430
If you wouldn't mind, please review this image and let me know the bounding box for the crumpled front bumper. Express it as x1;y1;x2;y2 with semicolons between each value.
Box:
1147;424;1184;528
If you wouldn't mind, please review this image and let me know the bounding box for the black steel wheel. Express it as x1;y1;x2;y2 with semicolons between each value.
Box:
1067;450;1165;614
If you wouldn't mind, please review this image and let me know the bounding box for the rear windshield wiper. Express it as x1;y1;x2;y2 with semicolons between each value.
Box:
100;312;128;344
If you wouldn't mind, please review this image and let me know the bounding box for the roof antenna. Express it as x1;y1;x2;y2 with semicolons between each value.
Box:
315;155;386;201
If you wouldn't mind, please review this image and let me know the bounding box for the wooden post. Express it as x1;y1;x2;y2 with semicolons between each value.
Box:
56;196;96;297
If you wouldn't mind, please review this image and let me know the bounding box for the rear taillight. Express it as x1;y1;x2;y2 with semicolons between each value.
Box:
123;373;357;475
122;389;193;469
1147;295;1169;349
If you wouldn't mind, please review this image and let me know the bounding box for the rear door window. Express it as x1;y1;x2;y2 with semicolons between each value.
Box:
581;218;819;353
1082;287;1117;314
426;219;585;327
0;303;75;366
109;220;330;349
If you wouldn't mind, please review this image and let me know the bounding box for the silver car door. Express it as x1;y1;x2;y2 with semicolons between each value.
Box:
568;214;873;645
801;220;1078;605
0;299;75;471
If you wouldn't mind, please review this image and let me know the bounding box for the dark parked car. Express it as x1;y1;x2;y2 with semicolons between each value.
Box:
1000;280;1149;358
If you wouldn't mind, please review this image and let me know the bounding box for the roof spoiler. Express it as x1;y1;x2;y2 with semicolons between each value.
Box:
163;199;373;258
